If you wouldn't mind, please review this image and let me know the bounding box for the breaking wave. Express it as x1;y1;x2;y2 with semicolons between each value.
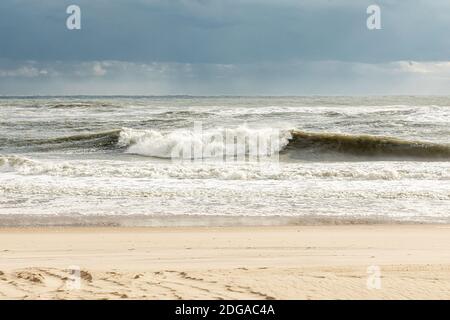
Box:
118;126;291;158
3;127;450;160
118;127;450;160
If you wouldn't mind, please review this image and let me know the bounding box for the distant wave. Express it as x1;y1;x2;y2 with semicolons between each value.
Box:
3;127;450;160
5;130;122;151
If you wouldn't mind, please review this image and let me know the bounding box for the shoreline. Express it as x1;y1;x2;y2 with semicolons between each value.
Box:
0;214;444;228
1;225;450;299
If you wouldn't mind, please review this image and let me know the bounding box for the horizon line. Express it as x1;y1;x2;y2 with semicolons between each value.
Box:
1;94;449;99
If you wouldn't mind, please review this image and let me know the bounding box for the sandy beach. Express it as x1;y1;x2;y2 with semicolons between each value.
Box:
1;225;450;300
2;0;450;304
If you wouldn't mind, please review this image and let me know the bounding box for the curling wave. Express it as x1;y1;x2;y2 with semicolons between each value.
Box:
3;127;450;160
288;130;450;160
118;127;450;160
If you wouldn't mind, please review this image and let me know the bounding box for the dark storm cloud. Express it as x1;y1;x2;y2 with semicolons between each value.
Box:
1;0;450;94
1;0;449;63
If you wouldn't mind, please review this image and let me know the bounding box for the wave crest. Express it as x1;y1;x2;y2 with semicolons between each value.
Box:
288;130;450;159
119;126;291;158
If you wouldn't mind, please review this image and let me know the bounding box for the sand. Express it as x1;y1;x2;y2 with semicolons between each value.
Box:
1;225;450;299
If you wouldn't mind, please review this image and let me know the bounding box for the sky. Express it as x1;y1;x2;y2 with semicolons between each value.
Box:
1;0;450;95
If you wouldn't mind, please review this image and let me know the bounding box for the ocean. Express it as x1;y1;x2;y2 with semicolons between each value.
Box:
0;96;449;226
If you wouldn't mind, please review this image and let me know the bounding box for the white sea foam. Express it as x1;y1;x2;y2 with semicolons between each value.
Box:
1;173;449;222
1;155;449;181
118;126;292;159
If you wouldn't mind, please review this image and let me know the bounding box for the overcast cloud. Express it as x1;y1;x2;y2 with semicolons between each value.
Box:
1;0;450;95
